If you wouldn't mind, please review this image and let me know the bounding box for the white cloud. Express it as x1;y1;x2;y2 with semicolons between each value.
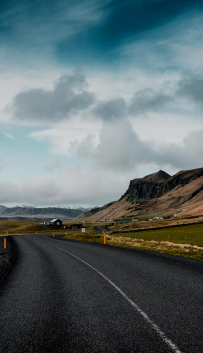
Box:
0;169;129;207
74;120;154;171
0;158;3;172
155;129;203;170
28;114;203;175
2;132;14;139
29;120;101;156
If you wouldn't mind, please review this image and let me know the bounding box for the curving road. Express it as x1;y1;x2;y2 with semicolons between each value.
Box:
0;234;203;353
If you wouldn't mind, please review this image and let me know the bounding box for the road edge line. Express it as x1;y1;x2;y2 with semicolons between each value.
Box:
47;243;183;353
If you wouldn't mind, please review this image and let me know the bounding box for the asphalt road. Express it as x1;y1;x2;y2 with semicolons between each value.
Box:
0;234;203;353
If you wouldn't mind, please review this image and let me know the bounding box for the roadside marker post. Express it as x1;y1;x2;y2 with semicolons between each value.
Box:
36;231;37;234
6;231;8;236
4;238;6;249
53;233;55;238
104;235;106;245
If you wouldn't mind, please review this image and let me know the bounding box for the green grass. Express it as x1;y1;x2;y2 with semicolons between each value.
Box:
115;222;203;247
2;219;203;260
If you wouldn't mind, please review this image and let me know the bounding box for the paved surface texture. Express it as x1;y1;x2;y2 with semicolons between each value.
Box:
0;234;203;353
0;236;16;287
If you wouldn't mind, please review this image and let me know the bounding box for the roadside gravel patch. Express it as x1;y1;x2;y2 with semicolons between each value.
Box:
0;236;17;288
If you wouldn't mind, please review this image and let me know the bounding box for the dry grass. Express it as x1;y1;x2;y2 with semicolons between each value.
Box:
0;220;64;235
1;219;203;261
106;235;203;260
62;232;203;260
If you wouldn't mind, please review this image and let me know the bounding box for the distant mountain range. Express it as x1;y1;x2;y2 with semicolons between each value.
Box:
77;168;203;221
0;205;90;221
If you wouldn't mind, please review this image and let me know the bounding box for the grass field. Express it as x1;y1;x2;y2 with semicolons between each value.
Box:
0;220;64;235
62;222;203;260
113;222;203;247
1;219;203;260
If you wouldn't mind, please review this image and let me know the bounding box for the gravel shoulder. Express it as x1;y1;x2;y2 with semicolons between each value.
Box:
0;236;17;289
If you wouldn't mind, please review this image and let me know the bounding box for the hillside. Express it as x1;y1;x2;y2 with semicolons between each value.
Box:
77;168;203;221
0;205;84;221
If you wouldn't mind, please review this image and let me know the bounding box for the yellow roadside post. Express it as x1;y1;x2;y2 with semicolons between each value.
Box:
4;238;6;249
53;233;55;238
36;231;37;234
104;235;106;244
6;231;8;236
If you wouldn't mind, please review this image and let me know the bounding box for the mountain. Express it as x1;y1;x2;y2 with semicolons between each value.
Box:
0;206;84;221
77;168;203;221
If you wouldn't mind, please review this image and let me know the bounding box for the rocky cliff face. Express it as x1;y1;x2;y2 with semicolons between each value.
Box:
77;167;203;221
121;168;203;204
121;170;171;202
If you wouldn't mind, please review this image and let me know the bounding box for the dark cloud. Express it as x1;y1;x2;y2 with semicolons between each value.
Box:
178;74;203;104
8;71;95;123
129;89;173;116
8;72;175;123
56;0;203;64
93;98;127;121
102;0;203;40
1;0;203;65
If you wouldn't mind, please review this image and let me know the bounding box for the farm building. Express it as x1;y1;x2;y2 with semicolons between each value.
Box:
50;219;62;226
43;221;50;225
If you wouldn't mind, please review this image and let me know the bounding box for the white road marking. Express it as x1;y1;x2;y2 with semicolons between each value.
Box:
48;243;183;353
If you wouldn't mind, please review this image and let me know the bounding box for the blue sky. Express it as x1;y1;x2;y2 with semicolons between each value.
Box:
1;0;203;206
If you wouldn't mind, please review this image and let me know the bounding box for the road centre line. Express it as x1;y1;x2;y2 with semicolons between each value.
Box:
47;242;183;353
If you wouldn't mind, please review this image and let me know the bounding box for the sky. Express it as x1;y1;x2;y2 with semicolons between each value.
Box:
1;0;203;207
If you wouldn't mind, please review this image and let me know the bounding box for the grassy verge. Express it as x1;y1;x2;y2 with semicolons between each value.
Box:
1;220;203;260
62;232;203;261
62;222;203;261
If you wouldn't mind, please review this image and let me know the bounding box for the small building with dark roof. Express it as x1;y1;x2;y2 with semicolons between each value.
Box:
50;218;62;226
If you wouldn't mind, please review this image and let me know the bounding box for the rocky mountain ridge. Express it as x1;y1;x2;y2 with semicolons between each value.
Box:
0;206;85;220
77;167;203;221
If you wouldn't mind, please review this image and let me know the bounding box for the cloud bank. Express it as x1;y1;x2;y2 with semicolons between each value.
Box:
8;71;95;123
